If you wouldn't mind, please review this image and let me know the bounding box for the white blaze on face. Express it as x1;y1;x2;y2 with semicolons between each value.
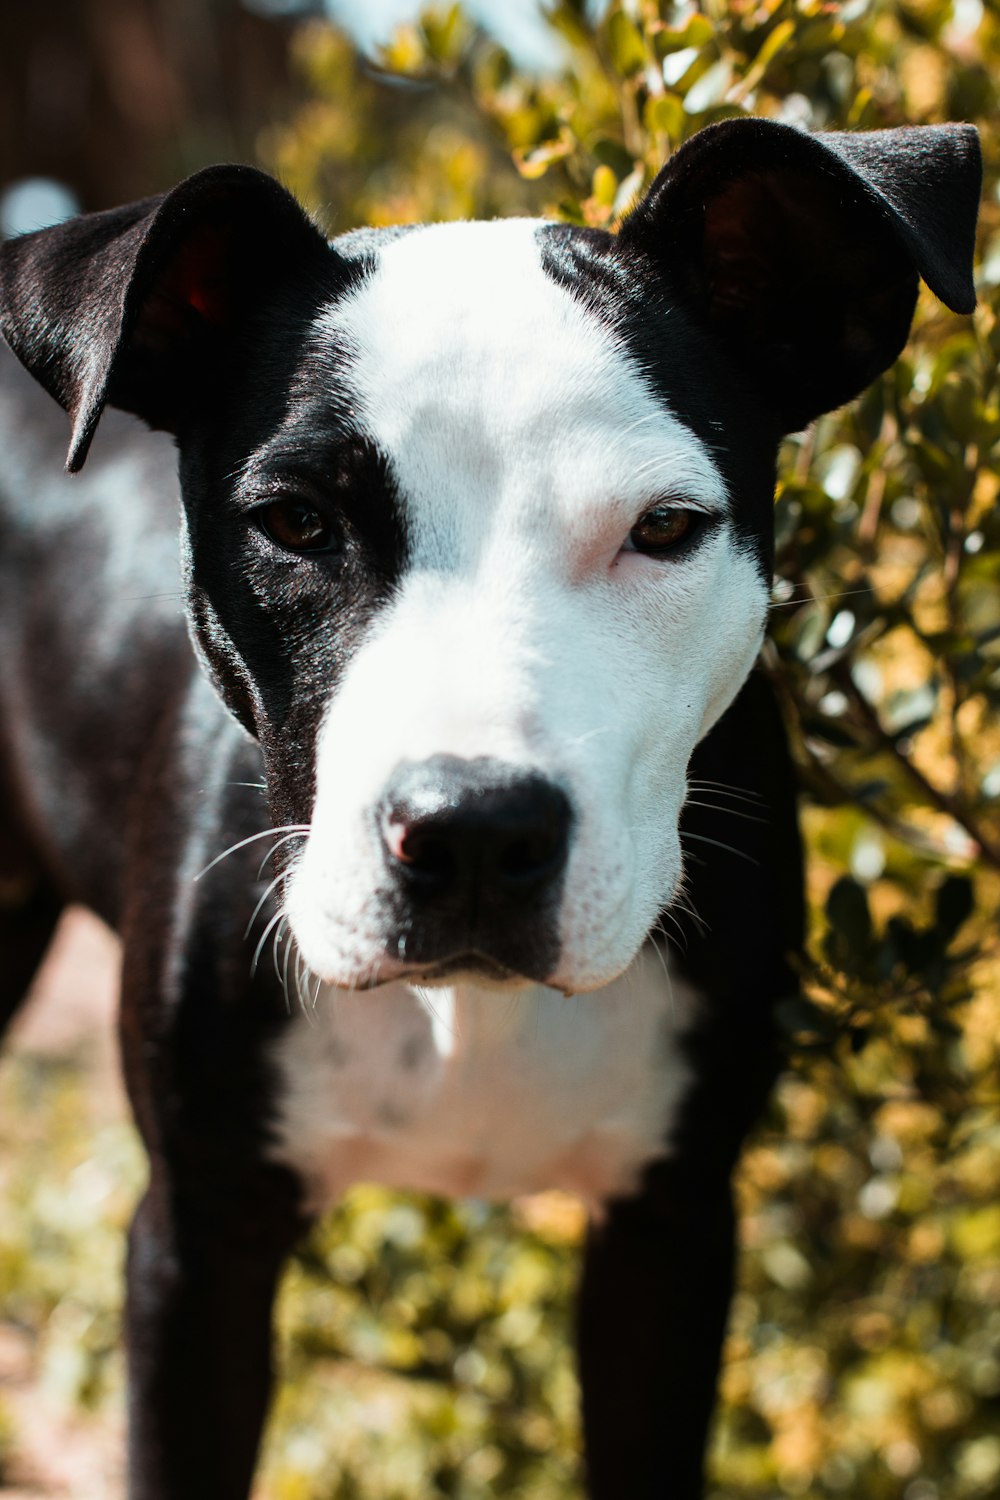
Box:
285;218;769;992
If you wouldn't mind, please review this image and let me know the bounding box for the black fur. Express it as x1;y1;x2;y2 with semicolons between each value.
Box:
619;118;980;430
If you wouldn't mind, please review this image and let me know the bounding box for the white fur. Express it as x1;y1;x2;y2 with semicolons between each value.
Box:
285;218;768;994
269;942;699;1208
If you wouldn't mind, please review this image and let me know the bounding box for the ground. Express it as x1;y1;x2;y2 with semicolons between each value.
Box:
0;909;126;1499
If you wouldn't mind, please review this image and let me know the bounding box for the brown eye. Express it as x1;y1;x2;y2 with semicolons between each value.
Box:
259;498;337;555
628;504;702;556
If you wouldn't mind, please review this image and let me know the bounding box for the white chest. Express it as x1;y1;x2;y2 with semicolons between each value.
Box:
268;945;702;1209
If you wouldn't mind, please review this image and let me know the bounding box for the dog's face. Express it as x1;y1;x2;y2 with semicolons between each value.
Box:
197;218;774;993
0;119;980;994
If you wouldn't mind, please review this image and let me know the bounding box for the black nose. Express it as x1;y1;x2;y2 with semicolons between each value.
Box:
380;755;572;904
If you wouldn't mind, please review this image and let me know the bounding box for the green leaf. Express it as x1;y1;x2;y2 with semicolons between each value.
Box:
751;18;797;75
643;92;684;140
591;135;634;176
654;15;715;56
606;11;646;76
797;17;847;54
774;995;840;1046
684;58;733;114
934;875;974;944
826;876;873;951
591;163;617;207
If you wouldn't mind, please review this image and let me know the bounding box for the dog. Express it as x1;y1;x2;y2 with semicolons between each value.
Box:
0;116;981;1498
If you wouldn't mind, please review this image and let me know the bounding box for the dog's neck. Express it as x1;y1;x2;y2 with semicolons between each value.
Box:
267;941;698;1210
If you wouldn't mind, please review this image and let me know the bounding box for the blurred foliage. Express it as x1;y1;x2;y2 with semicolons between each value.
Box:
4;2;1000;1498
0;1050;138;1488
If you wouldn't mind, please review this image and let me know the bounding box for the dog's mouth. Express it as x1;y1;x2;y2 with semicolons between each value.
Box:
407;952;522;986
313;948;548;996
333;949;536;993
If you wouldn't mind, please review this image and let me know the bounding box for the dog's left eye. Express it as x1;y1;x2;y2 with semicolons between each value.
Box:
626;504;704;557
258;498;338;555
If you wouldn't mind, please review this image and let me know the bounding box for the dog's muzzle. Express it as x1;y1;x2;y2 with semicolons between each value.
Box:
377;754;573;982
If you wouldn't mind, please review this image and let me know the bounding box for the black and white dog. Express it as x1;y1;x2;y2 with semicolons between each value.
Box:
0;117;981;1498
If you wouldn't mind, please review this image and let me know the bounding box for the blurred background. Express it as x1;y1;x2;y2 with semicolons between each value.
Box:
1;1;1000;1497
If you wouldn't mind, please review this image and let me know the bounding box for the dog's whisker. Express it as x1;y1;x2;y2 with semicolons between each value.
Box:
768;584;875;609
244;869;289;940
224;450;262;484
628;455;681;483
295;948;309;1020
616;411;662;439
687;787;765;814
256;828;309;878
683;798;767;826
195;824;310;882
648;924;679;1017
272;918;288;989
251;908;285;978
291;944;303;1012
687;778;764;804
652;912;686;959
565;725;613;750
413;984;458;1041
272;920;292;1016
668;872;710;936
682;831;760;866
122;591;186;602
284;926;308;1025
274;851;306;1006
671;908;708;942
290;939;320;1028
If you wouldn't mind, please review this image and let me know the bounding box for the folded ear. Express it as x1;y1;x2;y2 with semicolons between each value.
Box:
618;118;982;433
0;164;332;471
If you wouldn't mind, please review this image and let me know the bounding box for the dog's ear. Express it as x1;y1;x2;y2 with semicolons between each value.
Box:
618;119;981;432
0;164;332;471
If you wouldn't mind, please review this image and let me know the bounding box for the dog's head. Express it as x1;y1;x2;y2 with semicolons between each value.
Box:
0;119;980;993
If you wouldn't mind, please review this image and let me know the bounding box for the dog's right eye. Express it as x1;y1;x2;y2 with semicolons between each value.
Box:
257;498;338;555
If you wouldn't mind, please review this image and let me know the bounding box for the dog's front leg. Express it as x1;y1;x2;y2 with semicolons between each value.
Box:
577;669;803;1497
124;1161;306;1500
578;1160;736;1499
117;727;312;1500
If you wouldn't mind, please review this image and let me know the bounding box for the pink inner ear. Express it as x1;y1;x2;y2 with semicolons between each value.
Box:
183;278;223;322
701;169;858;335
703;177;786;302
702;181;776;329
169;225;231;326
131;224;231;354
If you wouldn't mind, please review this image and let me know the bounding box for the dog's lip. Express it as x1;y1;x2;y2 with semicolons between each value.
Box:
406;953;520;985
334;951;535;991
